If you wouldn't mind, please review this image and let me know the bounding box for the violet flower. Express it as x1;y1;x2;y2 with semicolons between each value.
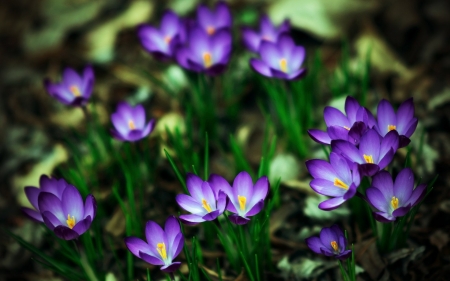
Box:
110;102;156;142
208;171;268;225
366;169;426;222
44;65;94;106
138;10;186;61
196;1;232;35
124;216;184;273
250;34;306;80
175;27;232;75
37;180;96;240
176;173;227;225
242;15;290;53
375;98;418;148
22;175;71;222
305;152;360;210
305;225;351;260
331;129;399;177
308;96;376;145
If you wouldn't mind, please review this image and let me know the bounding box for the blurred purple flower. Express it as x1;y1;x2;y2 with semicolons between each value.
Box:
305;225;351;260
196;1;232;35
308;96;376;146
124;216;184;273
22;175;71;222
110;102;156;142
176;173;227;225
331;129;399;177
366;169;426;222
44;65;94;106
208;171;268;225
305;152;360;210
175;27;232;75
250;34;306;80
138;10;186;61
375;98;418;148
242;15;290;53
36;180;96;240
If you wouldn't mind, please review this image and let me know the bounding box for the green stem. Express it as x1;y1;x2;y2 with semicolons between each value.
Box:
75;241;99;281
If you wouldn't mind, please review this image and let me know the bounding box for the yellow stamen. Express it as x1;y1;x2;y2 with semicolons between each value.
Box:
238;195;246;211
390;196;399;210
202;198;212;213
279;58;288;73
333;178;349;190
388;125;396;132
128;120;136;130
164;35;172;44
69;85;81;97
330;241;339;252
363;154;374;164
66;214;76;229
343;126;350;131
203;52;212;68
206;26;215;35
156;242;167;260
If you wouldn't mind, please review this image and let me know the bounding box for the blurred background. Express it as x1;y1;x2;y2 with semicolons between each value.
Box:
1;0;450;280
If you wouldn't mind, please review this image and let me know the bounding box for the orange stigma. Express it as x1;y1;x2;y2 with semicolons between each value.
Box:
206;26;215;35
164;35;172;44
203;52;212;68
390;196;399;210
388;125;397;132
66;214;76;229
238;195;247;211
279;58;288;73
343;126;350;130
331;241;339;252
333;178;349;190
69;85;81;97
156;243;167;260
128;120;136;130
201;199;212;213
363;154;374;164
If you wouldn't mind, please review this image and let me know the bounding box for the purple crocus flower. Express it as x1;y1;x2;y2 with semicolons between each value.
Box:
36;180;96;240
242;15;290;53
124;216;184;273
138;10;186;61
44;65;94;106
366;169;426;222
175;27;232;75
250;34;306;80
110;102;156;142
176;173;227;225
308;96;376;145
22;175;73;222
375;98;418;148
331;129;399;177
196;1;232;35
305;152;360;210
208;171;268;225
305;225;352;260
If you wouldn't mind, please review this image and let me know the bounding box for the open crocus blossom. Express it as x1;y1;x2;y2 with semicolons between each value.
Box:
366;169;426;222
242;15;290;53
22;175;74;222
308;96;376;145
176;173;227;225
250;34;306;80
375;98;418;148
138;10;186;61
305;152;360;210
110;102;156;142
196;1;232;35
305;225;352;260
44;65;94;106
124;216;184;273
209;171;268;225
331;129;399;177
36;180;96;240
175;27;232;75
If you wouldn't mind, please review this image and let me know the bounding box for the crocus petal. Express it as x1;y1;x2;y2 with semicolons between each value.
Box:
124;237;152;257
242;27;260;52
392;206;411;217
286;68;307;80
84;195;96;220
160;11;181;36
201;181;216;209
327;126;349;141
228;214;250;225
377;100;397;136
216;191;227;213
393;168;414;203
171;232;184;259
347;121;366;146
145;221;166;249
226;201;239;213
380;130;399;157
366;187;389;212
331;140;364;163
41;176;65;199
372;170;394;200
81;65;94;97
140;252;164;266
405;184;426;206
336;250;352;260
324;107;350;128
403;118;418;138
245;200;264;217
62;67;82;87
164;216;180;251
320;247;334;256
54;225;79;240
318;197;346;211
176;194;204;215
308;129;331;144
248;176;269;207
215;2;232;28
373;212;395;223
250;58;272;77
232;171;253;202
398;136;411;148
161;262;182;273
330;152;352;184
359;130;381;163
211;29;232;62
24;187;41;210
343;183;357;200
38;192;65;223
319;226;340;249
42;211;62;230
179;214;205;225
305;159;336;182
305;236;323;254
72;216;92;236
186;173;204;202
310;179;347;197
202;210;220;221
260;41;281;70
208;174;233;199
22;208;43;222
377;148;394;171
358;163;380;177
62;185;84;223
345;96;360;123
288;46;306;71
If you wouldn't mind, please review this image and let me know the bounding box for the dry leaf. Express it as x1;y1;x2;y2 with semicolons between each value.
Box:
430;230;449;251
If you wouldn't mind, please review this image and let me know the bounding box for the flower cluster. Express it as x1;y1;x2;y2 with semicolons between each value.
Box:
306;96;424;221
22;175;96;240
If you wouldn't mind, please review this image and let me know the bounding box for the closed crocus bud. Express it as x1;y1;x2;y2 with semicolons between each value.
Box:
196;1;232;35
242;15;290;53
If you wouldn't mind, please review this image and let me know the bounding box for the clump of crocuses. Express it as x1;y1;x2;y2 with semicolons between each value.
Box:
44;65;94;107
110;101;156;142
22;175;96;240
124;216;184;273
305;225;351;260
